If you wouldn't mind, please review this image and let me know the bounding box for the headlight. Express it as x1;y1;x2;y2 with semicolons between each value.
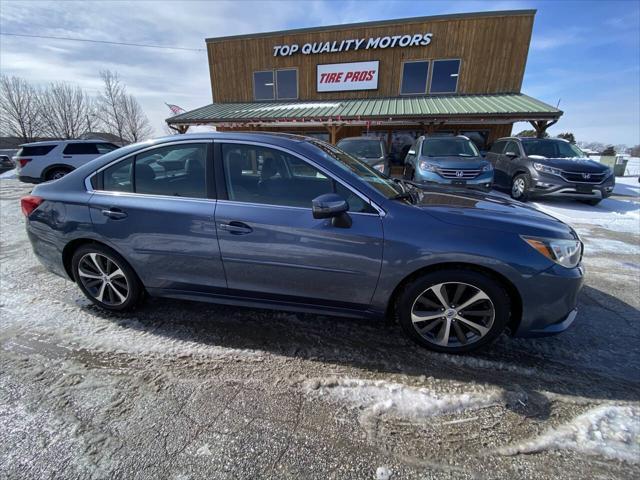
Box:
533;162;562;176
372;163;385;173
482;164;493;172
419;160;437;172
522;236;582;268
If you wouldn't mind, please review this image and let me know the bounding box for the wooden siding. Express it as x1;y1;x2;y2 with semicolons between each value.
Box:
207;12;534;102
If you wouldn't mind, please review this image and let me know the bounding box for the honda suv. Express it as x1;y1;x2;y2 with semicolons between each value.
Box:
15;140;120;183
403;136;493;190
486;137;614;205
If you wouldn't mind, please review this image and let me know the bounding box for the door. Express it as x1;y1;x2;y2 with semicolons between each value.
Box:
499;141;522;182
214;142;384;308
88;141;226;292
487;140;507;186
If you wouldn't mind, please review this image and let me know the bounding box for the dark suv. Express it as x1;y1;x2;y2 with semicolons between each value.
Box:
486;137;615;205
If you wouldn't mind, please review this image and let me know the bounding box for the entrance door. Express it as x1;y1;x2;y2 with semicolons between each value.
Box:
214;142;384;309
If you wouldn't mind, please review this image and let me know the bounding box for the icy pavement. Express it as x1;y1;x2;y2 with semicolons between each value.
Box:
1;178;639;479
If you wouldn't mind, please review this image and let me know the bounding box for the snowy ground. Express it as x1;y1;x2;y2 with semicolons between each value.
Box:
1;178;639;479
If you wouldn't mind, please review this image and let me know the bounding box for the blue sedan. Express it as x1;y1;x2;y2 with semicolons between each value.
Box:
22;133;583;353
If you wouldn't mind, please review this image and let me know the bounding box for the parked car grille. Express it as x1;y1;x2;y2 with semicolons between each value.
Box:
438;168;481;179
560;171;606;184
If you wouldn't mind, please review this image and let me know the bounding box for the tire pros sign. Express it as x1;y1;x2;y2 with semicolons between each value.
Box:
317;61;379;92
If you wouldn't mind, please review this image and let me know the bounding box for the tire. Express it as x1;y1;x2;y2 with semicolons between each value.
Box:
46;168;71;181
580;198;602;206
510;173;531;201
71;244;143;311
403;164;414;180
397;269;511;353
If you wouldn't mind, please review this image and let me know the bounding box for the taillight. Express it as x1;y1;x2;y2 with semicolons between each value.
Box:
21;195;44;217
18;158;32;168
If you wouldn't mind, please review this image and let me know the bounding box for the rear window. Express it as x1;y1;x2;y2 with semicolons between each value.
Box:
63;143;99;155
17;145;56;156
337;139;384;159
96;143;119;154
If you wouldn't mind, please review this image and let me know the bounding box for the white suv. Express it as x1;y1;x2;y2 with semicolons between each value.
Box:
14;140;120;183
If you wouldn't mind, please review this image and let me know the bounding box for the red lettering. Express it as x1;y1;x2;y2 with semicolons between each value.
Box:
320;73;328;83
366;70;374;81
344;71;354;82
336;72;343;82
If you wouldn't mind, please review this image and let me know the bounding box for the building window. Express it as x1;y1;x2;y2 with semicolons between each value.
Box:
430;59;460;94
254;71;274;100
400;61;429;95
276;69;298;100
254;69;298;101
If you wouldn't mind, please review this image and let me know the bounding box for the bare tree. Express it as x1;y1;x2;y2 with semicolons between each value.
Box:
94;70;126;142
38;82;90;139
0;75;42;141
120;94;153;142
94;70;153;143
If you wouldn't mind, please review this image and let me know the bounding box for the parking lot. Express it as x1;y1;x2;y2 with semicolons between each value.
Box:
1;176;638;479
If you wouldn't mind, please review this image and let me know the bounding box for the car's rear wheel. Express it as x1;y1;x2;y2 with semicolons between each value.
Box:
71;244;143;311
397;269;510;353
511;173;531;201
46;168;72;181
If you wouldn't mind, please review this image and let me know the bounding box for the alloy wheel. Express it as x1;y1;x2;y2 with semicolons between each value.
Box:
77;252;130;306
512;177;526;198
410;282;495;348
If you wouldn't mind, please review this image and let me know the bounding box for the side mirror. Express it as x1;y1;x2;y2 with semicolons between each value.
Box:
312;193;352;228
505;151;518;158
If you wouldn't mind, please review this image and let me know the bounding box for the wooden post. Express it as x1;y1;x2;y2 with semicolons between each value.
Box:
326;124;343;145
529;120;558;138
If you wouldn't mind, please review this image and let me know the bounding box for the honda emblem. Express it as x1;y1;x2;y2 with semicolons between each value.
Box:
456;171;464;177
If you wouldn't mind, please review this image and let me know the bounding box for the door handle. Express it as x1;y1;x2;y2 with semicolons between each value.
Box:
219;221;252;235
101;208;128;219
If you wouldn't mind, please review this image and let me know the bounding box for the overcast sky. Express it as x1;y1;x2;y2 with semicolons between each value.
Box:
1;0;638;145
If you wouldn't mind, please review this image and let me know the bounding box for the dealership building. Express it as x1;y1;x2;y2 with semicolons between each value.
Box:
166;9;562;154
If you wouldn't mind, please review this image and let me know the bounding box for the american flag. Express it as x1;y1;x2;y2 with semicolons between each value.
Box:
165;103;186;116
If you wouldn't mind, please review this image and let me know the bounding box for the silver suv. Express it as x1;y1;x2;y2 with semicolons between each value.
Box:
15;140;120;183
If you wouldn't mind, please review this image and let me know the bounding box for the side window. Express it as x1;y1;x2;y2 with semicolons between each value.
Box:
221;144;374;213
96;143;119;154
103;157;133;192
504;141;520;158
63;143;99;155
134;144;207;198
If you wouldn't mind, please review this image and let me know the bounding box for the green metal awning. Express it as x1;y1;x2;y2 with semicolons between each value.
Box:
166;93;562;126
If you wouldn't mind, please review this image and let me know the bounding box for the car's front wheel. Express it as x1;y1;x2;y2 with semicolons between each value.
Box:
511;173;531;201
397;269;510;353
71;244;143;311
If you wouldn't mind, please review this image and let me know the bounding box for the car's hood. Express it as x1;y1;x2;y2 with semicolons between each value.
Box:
421;156;489;169
528;156;608;173
412;186;576;238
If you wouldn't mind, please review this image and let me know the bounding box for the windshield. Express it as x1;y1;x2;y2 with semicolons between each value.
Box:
522;140;585;159
307;140;401;198
421;138;480;158
336;139;383;159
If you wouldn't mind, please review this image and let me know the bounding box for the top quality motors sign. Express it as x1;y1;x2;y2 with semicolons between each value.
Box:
273;33;433;56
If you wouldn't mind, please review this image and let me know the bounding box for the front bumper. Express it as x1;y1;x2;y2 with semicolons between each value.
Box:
414;170;494;190
513;263;584;338
529;171;615;200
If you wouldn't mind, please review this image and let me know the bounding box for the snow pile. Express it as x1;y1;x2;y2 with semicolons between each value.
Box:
0;168;16;179
304;378;518;425
498;405;640;463
376;466;392;480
